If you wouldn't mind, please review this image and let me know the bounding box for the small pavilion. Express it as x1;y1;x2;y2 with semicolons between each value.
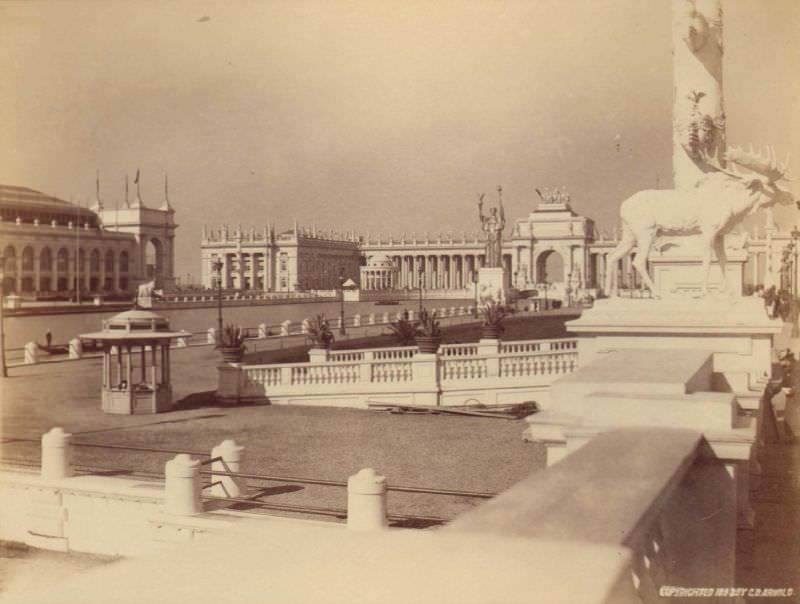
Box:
80;309;190;414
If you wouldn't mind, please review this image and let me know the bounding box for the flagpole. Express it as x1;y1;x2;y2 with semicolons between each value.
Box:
74;196;81;305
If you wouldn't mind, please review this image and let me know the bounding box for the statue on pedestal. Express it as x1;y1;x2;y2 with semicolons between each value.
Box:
477;187;505;268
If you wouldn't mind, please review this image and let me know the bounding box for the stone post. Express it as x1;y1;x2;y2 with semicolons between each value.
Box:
258;323;267;338
207;327;216;345
308;348;328;363
280;320;291;336
353;314;361;327
216;365;241;405
347;468;387;530
164;454;202;516
301;318;310;334
24;342;38;364
368;313;376;325
410;352;440;406
68;338;82;360
478;338;500;378
381;312;389;324
210;440;246;498
41;427;72;481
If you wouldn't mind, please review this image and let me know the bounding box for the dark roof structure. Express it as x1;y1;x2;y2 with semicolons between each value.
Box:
0;184;99;226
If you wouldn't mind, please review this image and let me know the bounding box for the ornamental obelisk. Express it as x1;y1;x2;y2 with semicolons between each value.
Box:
672;0;725;190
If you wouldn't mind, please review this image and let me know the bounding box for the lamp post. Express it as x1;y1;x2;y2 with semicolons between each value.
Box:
339;268;346;336
419;271;425;314
792;227;800;338
212;258;224;338
0;254;7;378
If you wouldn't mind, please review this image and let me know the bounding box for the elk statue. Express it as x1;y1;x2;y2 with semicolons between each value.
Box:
604;146;795;297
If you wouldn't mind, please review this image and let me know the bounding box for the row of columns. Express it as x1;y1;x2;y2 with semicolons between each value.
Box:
102;343;171;390
393;254;486;290
2;247;130;294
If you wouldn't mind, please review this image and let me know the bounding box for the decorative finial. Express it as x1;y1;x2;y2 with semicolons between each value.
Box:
160;173;173;211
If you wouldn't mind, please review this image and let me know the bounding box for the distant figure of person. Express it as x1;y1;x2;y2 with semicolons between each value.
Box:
45;331;52;348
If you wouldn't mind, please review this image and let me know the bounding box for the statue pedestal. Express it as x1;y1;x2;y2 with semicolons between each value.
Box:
475;267;508;306
648;245;747;297
566;296;780;392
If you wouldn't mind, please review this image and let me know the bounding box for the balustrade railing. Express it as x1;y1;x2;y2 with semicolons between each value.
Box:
440;357;488;380
371;360;414;383
231;336;580;406
498;351;578;378
440;343;479;357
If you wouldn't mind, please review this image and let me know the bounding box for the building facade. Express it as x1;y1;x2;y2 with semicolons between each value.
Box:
200;190;792;297
0;182;177;297
200;224;361;292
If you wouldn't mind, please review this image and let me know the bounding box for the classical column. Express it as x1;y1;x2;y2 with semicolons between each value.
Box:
672;0;724;190
237;251;244;290
34;252;40;293
250;253;257;291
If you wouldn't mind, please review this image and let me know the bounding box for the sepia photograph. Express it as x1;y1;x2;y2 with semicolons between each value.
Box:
0;1;798;602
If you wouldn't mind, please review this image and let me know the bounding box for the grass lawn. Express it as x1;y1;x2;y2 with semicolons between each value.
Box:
1;313;571;523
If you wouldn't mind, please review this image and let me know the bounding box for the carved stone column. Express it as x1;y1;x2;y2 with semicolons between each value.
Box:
672;0;725;190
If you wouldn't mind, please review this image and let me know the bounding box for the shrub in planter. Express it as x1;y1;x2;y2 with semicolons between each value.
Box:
388;312;421;345
306;314;335;348
479;301;506;339
219;323;246;363
415;308;441;353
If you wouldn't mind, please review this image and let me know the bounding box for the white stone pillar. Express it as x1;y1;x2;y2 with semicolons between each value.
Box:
280;320;291;336
258;323;267;338
210;440;246;498
164;454;202;515
207;327;216;345
672;0;724;189
24;342;38;364
41;427;72;481
347;468;388;530
68;338;82;360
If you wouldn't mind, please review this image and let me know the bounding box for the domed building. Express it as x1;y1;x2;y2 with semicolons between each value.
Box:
0;180;177;298
360;253;398;290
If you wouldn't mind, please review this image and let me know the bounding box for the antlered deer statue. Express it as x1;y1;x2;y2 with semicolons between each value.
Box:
604;146;795;297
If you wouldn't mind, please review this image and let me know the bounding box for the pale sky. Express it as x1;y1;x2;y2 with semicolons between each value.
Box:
1;1;798;279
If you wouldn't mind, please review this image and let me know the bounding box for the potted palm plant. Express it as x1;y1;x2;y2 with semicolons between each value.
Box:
307;314;335;349
388;311;420;345
415;308;442;353
479;301;506;340
219;323;246;363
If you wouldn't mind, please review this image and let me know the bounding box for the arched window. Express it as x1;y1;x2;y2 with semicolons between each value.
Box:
90;249;101;273
3;245;16;273
104;249;114;272
56;248;69;272
40;247;53;271
21;246;34;271
120;251;129;273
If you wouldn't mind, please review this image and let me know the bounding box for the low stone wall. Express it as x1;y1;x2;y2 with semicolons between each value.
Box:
219;337;578;408
2;428;740;604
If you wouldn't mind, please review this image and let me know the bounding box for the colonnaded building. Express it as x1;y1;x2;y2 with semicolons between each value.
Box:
0;181;177;297
201;188;790;298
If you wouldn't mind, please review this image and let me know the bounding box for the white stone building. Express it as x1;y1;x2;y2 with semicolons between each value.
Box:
200;189;791;297
0;181;177;297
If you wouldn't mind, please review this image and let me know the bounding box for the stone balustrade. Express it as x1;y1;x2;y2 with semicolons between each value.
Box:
220;337;579;407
